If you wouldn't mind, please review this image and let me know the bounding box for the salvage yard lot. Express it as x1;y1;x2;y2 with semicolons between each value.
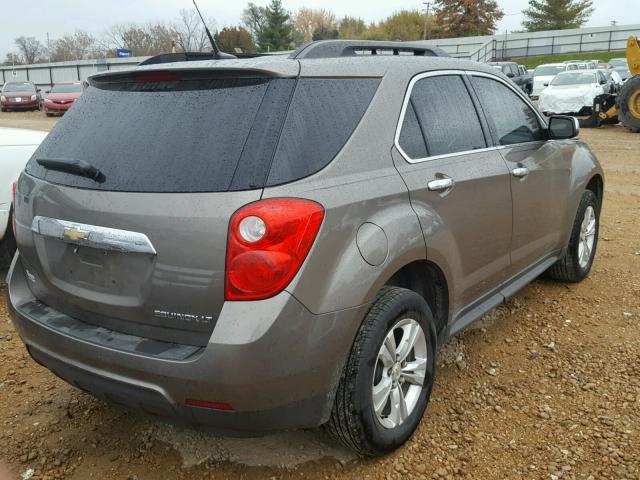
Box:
0;111;638;480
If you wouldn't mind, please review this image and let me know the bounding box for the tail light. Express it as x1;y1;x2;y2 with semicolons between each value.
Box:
185;399;234;411
225;198;324;301
134;71;180;83
12;181;17;237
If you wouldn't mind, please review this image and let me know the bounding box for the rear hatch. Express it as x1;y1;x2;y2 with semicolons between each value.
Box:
15;65;380;346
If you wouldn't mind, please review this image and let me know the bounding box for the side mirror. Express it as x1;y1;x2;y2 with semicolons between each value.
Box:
600;80;607;85
45;90;50;94
543;83;549;87
549;115;579;139
506;72;515;78
36;88;41;92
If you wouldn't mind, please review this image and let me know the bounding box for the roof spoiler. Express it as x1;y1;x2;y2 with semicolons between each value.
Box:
138;51;265;67
291;40;449;59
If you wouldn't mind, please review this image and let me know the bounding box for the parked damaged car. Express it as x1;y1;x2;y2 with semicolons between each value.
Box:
539;70;610;116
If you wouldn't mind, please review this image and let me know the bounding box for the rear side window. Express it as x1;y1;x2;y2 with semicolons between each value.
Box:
266;78;380;186
470;76;544;146
398;102;428;159
26;76;379;192
399;75;486;158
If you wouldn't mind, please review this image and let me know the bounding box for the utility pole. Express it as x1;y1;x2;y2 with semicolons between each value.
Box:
422;1;432;41
46;32;51;63
503;29;508;60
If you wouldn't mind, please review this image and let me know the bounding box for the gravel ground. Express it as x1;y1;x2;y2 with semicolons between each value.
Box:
0;113;638;480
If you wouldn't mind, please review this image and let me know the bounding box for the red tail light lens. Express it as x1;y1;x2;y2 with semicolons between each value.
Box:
134;71;180;83
12;181;17;237
225;198;324;301
186;399;234;411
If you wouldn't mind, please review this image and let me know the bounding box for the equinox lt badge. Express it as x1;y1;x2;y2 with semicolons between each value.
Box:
154;310;213;325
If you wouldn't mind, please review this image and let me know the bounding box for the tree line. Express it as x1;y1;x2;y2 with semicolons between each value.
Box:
3;0;594;66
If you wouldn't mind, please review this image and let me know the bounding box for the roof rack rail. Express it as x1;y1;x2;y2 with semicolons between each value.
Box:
138;51;263;66
291;40;449;60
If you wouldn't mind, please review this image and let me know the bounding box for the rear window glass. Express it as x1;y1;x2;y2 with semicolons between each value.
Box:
26;76;380;193
534;66;565;76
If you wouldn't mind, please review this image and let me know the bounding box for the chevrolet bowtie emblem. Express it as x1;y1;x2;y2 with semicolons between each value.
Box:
63;226;89;242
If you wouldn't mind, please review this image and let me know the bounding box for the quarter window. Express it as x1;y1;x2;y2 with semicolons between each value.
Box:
470;76;544;146
398;75;486;158
398;102;428;159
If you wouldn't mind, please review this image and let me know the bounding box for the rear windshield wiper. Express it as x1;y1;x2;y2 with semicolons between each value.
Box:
36;158;105;183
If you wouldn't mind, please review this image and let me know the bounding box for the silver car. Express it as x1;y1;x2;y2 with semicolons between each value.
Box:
8;41;603;455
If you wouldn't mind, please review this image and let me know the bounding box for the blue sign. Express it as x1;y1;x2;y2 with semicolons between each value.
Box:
116;48;133;58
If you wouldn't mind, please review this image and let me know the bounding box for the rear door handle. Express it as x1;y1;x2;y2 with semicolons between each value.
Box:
512;167;529;178
428;178;455;192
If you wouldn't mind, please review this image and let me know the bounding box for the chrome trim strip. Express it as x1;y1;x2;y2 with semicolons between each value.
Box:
393;69;548;165
31;216;157;255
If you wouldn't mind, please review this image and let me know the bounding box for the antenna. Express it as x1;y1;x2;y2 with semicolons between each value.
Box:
192;0;234;58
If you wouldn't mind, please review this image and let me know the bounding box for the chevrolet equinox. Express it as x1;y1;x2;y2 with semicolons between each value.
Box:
8;40;603;455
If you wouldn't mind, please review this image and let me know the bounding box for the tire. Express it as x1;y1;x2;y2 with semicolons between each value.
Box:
547;190;599;283
0;209;17;269
0;108;6;112
617;76;640;133
326;286;437;455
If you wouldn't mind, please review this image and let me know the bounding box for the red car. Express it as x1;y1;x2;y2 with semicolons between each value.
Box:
44;81;87;116
1;81;41;112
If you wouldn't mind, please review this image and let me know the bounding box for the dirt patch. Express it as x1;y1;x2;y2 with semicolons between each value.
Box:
0;110;58;132
148;425;355;468
0;124;639;480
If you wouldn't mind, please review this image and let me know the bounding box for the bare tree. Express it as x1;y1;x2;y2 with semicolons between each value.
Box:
294;8;337;44
14;36;46;64
3;52;23;66
242;3;267;40
171;9;212;52
103;22;174;56
49;31;96;62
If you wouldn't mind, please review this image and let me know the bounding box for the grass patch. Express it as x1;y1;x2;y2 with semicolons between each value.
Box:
514;50;626;69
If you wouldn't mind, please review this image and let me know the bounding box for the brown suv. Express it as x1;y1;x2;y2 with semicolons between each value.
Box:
8;41;603;455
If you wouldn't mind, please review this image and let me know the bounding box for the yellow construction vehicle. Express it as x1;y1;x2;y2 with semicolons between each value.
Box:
581;36;640;132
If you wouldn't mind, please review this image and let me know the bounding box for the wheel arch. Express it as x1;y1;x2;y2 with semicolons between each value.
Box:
585;173;604;212
383;260;450;346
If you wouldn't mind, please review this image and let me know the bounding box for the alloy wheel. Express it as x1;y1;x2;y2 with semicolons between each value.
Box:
578;205;596;269
372;318;427;429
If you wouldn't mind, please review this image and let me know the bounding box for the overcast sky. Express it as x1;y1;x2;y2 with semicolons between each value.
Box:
2;0;639;59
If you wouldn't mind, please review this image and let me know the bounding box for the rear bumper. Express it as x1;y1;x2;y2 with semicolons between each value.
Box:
8;253;367;434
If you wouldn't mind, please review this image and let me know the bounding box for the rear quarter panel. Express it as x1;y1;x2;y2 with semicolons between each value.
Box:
266;167;426;315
